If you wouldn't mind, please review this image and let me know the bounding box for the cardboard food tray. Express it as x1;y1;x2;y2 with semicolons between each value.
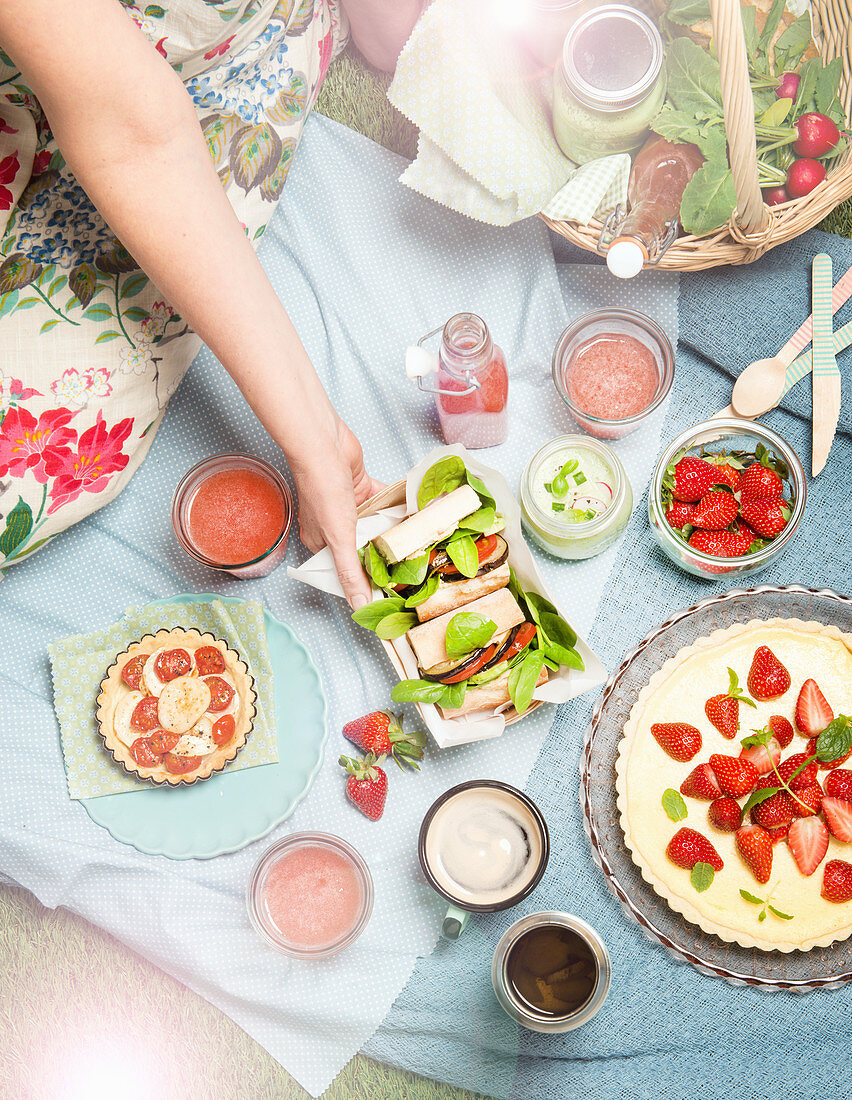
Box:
347;446;608;749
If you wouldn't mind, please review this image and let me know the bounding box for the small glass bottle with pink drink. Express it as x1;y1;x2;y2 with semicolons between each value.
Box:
406;313;508;449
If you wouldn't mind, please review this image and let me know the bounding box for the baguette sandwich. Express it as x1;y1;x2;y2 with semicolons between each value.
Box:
352;457;583;719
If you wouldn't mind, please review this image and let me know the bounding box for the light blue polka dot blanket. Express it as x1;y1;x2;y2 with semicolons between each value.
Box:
1;113;851;1098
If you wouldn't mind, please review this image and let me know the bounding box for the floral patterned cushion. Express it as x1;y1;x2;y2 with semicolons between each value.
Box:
0;0;344;568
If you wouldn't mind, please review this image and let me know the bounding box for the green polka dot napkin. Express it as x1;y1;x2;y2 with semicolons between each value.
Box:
48;599;278;799
388;0;630;226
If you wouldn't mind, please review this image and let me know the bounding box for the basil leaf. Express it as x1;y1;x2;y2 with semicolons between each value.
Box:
542;642;584;671
445;533;479;579
539;611;577;651
405;573;439;608
438;681;466;710
662;789;688;822
417;457;466;509
690;862;715;893
375;611;418;640
508;649;546;715
391;678;447;704
352;596;404;632
390;550;430;587
364;543;390;589
768;905;794;921
465;471;496;509
445;612;496;659
461;505;496;533
816;715;852;764
739;889;764;905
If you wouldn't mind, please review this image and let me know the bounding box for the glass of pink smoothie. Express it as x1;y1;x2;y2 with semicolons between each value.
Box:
172;454;293;579
247;833;374;958
552;308;674;439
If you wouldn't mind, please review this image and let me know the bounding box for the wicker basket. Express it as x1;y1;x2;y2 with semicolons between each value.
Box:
542;0;852;270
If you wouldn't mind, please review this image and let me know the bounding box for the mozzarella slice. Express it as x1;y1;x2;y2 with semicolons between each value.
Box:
112;690;145;747
142;646;196;699
171;716;217;757
157;675;211;734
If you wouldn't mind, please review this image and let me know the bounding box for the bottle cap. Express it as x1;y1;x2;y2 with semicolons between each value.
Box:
405;346;439;379
606;239;647;279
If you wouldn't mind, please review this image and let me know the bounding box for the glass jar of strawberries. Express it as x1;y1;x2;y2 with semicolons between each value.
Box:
648;419;806;579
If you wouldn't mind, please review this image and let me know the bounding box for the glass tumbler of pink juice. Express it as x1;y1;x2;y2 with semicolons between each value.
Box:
172;453;293;579
551;308;674;439
247;833;374;959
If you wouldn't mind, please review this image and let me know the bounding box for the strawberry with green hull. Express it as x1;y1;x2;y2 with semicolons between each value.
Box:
342;711;425;770
353;456;584;720
339;753;388;821
705;667;756;738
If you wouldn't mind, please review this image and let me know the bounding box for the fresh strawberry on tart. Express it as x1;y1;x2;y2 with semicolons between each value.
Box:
97;627;256;786
615;618;852;952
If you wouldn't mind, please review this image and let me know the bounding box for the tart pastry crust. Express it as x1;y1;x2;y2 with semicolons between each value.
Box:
615;618;852;952
97;627;256;786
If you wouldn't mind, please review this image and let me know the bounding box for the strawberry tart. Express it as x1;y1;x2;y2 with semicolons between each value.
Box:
97;627;256;786
616;618;852;952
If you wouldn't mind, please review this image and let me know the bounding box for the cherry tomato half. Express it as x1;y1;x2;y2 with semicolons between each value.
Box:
130;737;162;768
495;622;537;666
154;647;192;682
204;676;234;712
120;655;147;691
163;753;202;775
194;645;226;676
475;533;498;562
441;643;498;684
148;730;180;755
211;714;236;746
130;695;160;731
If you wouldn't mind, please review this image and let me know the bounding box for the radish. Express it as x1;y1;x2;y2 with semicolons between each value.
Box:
786;158;827;198
776;72;800;100
762;185;789;206
793;113;840;157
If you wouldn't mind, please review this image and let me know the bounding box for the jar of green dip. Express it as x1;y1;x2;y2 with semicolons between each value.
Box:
520;435;633;559
552;5;666;164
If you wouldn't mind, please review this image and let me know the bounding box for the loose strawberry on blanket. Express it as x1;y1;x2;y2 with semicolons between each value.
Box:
709;753;758;798
787;816;829;877
669;456;722;502
736;825;773;884
691;488;738;530
343;710;425;770
680;763;723;800
739;499;790;539
666;827;723;871
688;529;752;558
822;859;852;902
708;796;742;832
339;753;388;821
746;645;791;701
795;679;834;737
651;722;701;762
705;667;756;738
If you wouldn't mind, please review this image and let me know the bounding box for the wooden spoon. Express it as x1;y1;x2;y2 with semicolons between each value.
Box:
729;262;852;419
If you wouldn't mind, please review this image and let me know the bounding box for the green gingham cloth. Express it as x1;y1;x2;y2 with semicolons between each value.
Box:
388;0;630;226
47;598;277;799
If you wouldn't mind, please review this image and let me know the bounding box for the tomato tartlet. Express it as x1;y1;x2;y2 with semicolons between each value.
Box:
96;627;256;786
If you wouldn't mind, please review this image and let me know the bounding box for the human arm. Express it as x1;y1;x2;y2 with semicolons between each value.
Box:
341;0;425;72
0;0;379;605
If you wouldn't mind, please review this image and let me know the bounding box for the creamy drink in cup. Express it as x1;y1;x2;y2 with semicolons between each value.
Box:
418;780;550;939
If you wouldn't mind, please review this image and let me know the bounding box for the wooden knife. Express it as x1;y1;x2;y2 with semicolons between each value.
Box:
811;253;841;476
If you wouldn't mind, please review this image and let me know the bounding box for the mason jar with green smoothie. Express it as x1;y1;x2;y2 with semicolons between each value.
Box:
552;4;666;164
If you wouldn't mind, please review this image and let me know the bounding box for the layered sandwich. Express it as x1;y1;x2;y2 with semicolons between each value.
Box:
353;457;584;719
